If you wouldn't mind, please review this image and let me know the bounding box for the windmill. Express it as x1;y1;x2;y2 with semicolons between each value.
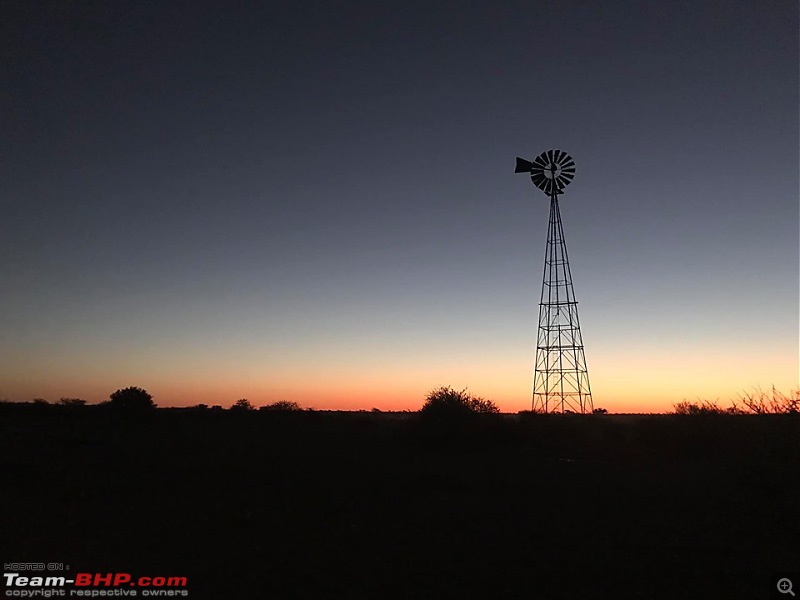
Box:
516;150;593;413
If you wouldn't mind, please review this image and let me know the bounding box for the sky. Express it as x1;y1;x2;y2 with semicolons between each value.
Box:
1;1;797;413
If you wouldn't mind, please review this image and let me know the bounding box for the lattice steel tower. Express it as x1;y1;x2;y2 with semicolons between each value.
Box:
516;150;593;413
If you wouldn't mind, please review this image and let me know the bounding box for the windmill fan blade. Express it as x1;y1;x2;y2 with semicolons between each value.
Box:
515;157;533;173
518;149;576;197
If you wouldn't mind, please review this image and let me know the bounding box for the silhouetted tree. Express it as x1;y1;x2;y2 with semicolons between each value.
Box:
259;400;302;412
420;386;499;417
108;386;156;410
593;407;608;414
231;398;255;411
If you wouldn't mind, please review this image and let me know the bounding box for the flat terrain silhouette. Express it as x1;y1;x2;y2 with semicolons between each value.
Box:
3;405;798;599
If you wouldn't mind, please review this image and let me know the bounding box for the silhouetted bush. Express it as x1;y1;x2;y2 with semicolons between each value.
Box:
230;398;255;411
59;397;86;407
674;400;717;415
672;400;739;415
420;386;499;417
108;386;156;410
593;407;608;414
734;387;799;414
672;389;800;415
259;400;303;412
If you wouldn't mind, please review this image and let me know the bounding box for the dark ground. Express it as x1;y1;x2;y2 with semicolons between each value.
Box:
2;405;798;599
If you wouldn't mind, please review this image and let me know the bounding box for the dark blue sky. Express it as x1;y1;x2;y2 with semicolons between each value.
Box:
2;1;797;410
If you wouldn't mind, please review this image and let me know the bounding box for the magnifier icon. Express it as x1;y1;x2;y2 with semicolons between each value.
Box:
778;578;795;596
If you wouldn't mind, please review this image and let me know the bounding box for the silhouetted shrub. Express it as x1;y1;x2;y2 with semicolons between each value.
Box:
230;398;255;411
108;386;156;410
59;397;87;407
673;400;728;415
259;400;303;412
673;389;800;415
420;386;499;417
735;387;799;414
593;408;608;414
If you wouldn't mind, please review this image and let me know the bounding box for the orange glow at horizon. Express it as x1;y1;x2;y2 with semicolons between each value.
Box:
2;334;795;414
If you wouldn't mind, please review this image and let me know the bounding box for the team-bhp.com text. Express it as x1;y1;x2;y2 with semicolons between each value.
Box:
3;573;188;597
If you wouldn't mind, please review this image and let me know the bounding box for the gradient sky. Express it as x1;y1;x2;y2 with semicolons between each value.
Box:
2;1;798;412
